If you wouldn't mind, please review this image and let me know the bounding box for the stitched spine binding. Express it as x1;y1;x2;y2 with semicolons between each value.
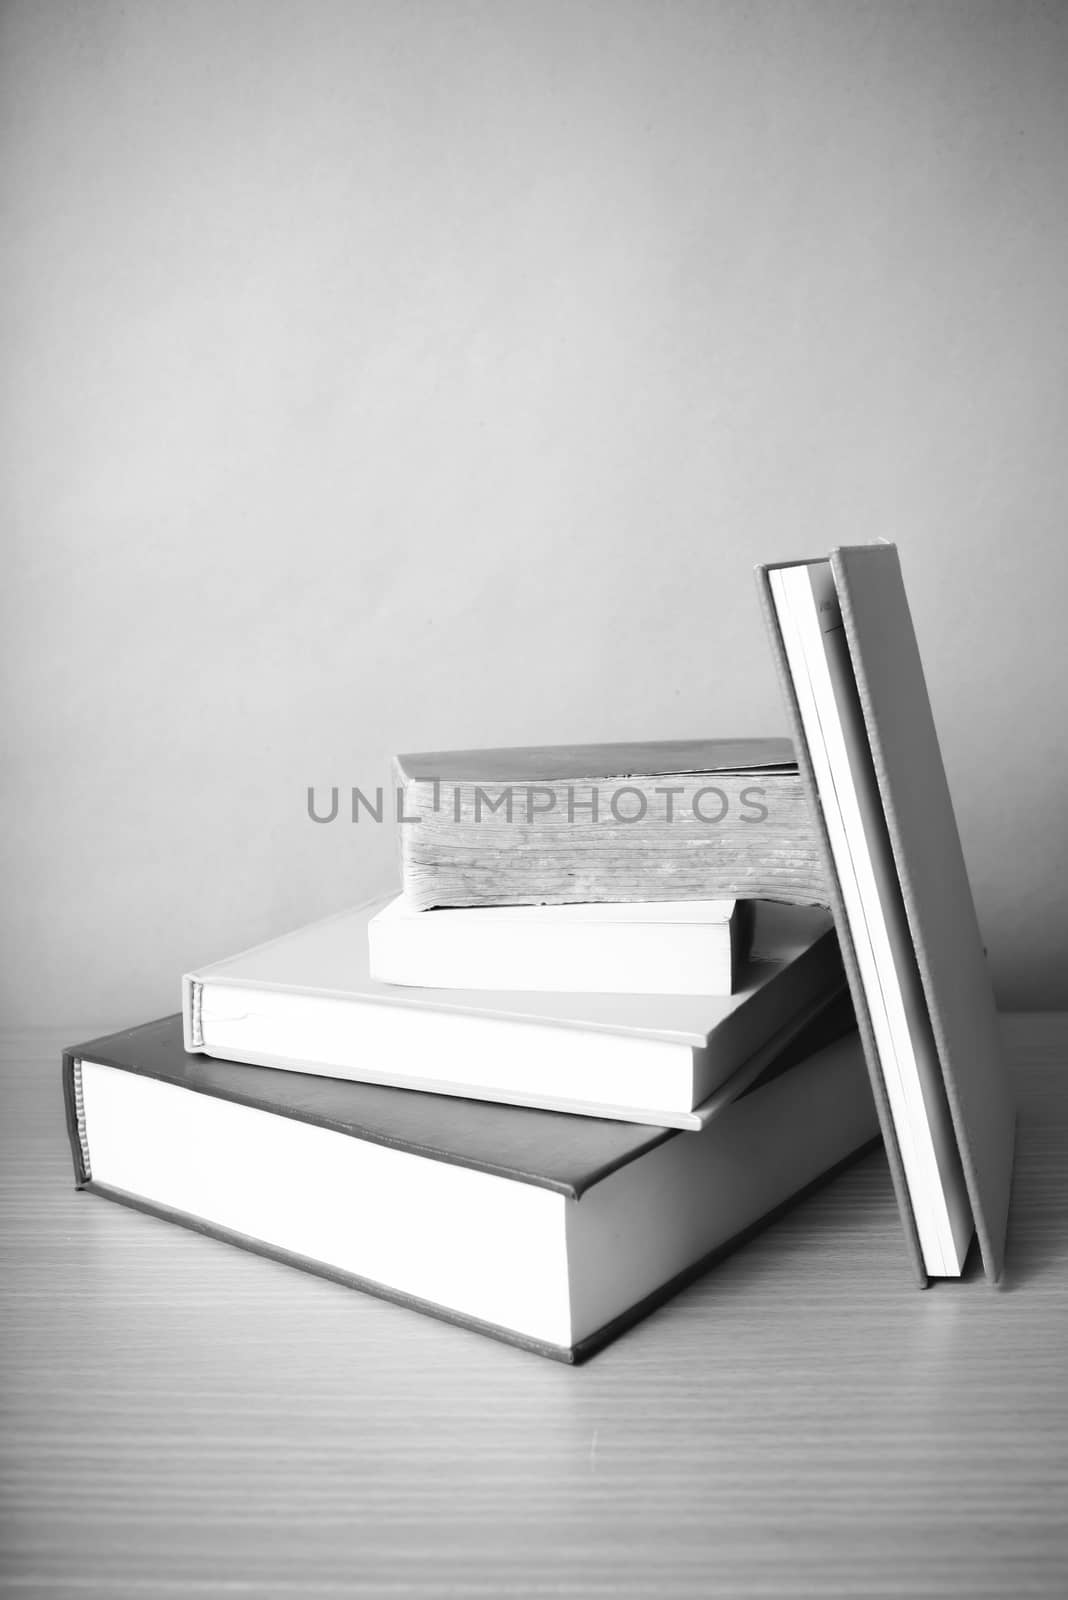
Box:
71;1060;92;1182
189;980;204;1049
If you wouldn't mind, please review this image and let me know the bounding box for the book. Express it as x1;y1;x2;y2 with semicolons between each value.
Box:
183;900;845;1129
759;544;1016;1284
368;894;751;996
393;738;825;909
63;1013;879;1362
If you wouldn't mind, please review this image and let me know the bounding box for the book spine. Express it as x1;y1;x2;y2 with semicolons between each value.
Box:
182;976;204;1052
61;1051;91;1186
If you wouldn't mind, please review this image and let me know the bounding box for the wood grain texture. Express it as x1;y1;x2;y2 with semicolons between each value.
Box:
2;1018;1067;1599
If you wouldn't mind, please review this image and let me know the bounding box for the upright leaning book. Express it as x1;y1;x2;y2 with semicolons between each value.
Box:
759;544;1016;1285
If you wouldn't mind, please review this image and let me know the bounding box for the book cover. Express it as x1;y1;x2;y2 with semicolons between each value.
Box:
182;899;845;1128
63;1013;878;1362
757;544;1016;1284
367;894;749;996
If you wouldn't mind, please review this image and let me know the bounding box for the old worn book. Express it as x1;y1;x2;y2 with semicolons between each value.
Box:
759;544;1016;1285
368;895;751;996
63;1013;878;1362
393;738;825;909
183;900;844;1129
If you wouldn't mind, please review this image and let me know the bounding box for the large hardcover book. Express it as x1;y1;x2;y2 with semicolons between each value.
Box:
63;1014;878;1362
758;544;1016;1284
393;738;825;909
183;900;845;1129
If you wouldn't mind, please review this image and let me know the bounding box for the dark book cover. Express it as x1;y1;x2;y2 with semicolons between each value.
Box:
64;998;871;1362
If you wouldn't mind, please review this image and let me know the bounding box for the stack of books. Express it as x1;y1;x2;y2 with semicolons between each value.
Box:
63;544;1017;1361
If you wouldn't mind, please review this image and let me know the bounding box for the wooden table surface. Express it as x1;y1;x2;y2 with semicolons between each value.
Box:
3;1017;1067;1598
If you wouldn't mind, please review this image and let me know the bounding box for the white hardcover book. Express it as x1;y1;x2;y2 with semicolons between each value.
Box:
767;561;972;1276
368;895;747;995
183;900;845;1129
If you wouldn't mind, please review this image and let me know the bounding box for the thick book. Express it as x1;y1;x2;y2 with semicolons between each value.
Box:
758;544;1016;1284
393;738;825;909
183;900;845;1129
368;894;751;996
63;1013;878;1362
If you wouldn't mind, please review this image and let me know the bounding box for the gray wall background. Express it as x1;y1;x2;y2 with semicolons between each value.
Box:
3;0;1067;1028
